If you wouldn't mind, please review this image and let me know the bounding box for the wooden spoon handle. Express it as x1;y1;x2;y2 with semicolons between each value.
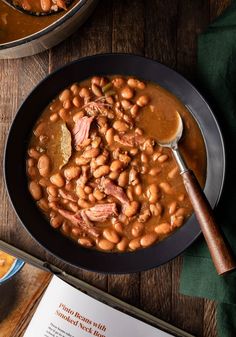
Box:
181;170;236;275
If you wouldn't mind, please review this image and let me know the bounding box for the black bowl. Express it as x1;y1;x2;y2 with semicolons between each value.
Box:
4;54;225;273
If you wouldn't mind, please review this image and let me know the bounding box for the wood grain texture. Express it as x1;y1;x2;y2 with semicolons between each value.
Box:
203;300;217;337
0;0;232;336
177;0;209;79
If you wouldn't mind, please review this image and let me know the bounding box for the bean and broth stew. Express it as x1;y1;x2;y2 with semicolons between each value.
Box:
26;76;206;252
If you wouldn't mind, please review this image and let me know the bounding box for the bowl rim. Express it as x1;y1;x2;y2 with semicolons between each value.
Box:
4;53;226;273
0;0;89;50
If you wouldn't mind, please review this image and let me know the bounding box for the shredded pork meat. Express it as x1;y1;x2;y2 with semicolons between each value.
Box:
101;178;129;206
85;203;118;222
72;116;94;148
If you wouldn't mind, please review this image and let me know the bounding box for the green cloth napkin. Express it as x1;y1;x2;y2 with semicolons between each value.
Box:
180;1;236;337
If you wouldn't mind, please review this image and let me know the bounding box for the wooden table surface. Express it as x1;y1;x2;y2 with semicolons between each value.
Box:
0;1;231;336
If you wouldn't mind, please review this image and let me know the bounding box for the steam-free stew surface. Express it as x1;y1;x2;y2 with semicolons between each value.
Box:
26;76;206;252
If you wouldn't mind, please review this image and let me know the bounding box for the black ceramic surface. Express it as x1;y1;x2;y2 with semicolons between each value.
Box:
4;54;225;273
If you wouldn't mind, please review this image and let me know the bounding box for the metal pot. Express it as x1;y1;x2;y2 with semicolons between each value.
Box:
0;0;98;59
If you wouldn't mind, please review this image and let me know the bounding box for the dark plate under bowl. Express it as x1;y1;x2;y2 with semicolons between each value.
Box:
4;54;225;273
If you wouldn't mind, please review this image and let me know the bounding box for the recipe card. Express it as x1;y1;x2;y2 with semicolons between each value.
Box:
23;276;173;337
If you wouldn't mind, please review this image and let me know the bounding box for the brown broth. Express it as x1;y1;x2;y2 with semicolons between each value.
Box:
26;76;206;252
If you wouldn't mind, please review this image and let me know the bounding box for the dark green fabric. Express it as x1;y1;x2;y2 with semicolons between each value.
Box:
180;1;236;337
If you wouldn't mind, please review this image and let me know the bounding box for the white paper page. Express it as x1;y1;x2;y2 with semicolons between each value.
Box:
24;275;173;337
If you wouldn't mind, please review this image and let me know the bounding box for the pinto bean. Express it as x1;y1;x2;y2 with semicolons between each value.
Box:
121;86;134;99
129;238;141;250
76;186;86;199
153;151;162;161
50;113;59;122
127;78;145;89
70;83;80;95
130;104;139;117
158;154;168;163
98;239;115;251
88;193;96;203
134;184;142;196
159;182;172;195
109;171;119;180
50;215;63;228
92;83;103;97
38;178;50;187
140;233;157;247
149;168;161;176
110;160;123;172
83;148;100;159
84;186;92;194
47;185;58;197
112;220;123;234
105;128;114;145
40;0;51;12
147;184;159;203
64;166;81;181
59;89;71;102
103;228;120;244
141;153;148;163
118;171;129;187
29;181;42;200
63;99;72;110
150;203;162;216
171;215;184;228
169;201;177;215
131;222;144;237
113;120;129;132
121;99;132;110
27;167;37;178
124;201;139;217
94;155;107;167
61;222;71;235
126;186;134;201
72;96;81;108
59;108;68;121
79;87;90;98
78;237;94;247
93;189;105;201
119;154;131;165
78;199;91;209
137;95;149;107
27;158;35;168
50;173;65;188
175;208;186;217
155;223;171;235
112;77;125;88
93;165;110;178
37;154;51;177
168;166;179;179
75;157;90;166
37;198;49;212
117;237;129;252
178;194;185;202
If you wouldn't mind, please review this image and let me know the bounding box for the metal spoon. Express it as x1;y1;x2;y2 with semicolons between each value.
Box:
158;112;236;275
1;0;71;16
